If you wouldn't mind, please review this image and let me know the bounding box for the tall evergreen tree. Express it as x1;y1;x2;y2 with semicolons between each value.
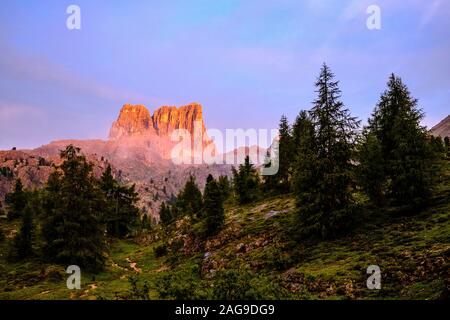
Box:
5;179;27;220
100;165;140;238
365;74;434;208
177;175;203;218
42;145;107;272
277;115;293;192
293;64;360;239
217;175;231;200
159;202;173;228
358;131;386;206
9;204;35;260
203;174;225;236
232;156;260;204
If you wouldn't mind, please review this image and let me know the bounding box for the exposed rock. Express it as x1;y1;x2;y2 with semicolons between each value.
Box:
431;115;450;138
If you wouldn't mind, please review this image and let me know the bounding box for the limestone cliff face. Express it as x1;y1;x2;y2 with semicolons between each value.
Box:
109;103;207;140
109;104;155;139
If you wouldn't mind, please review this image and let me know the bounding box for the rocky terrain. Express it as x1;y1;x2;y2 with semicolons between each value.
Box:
0;103;233;219
431;115;450;138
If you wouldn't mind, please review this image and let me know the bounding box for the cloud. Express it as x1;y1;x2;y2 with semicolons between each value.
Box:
0;39;150;103
418;0;442;30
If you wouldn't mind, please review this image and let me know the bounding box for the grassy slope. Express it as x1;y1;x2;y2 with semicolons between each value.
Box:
0;164;449;300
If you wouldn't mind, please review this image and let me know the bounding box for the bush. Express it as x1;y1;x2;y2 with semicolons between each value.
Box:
153;243;168;257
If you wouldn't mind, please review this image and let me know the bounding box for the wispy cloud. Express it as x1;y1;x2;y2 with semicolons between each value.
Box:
0;39;150;103
418;0;442;30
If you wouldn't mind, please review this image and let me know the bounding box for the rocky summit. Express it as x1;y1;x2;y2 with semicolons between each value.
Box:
431;115;450;138
0;103;229;219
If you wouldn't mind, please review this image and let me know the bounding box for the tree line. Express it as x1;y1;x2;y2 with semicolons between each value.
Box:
159;64;448;242
3;146;141;272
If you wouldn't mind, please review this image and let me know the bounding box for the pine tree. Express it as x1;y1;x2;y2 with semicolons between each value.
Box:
42;145;107;273
358;131;386;206
445;137;450;158
5;179;27;220
217;175;231;200
365;74;434;208
177;175;203;218
100;165;140;238
159;202;173;228
9;204;35;260
293;64;360;239
232;156;260;204
277;115;293;192
203;174;225;236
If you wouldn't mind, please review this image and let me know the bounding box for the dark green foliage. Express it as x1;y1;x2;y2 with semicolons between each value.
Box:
202;175;225;237
211;267;287;300
293;64;360;239
100;165;140;238
217;175;231;200
9;204;35;260
0;167;13;179
358;132;386;206
364;74;434;208
127;275;151;300
264;115;294;193
232;156;261;204
154;242;168;257
177;175;203;218
159;202;173;228
42;145;107;273
155;265;209;299
5;179;27;220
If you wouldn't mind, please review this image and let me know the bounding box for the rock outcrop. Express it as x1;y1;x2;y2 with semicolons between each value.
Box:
109;102;207;141
431;115;450;138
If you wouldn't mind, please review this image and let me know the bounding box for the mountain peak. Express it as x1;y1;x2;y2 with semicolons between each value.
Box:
431;114;450;138
109;104;154;139
109;102;207;140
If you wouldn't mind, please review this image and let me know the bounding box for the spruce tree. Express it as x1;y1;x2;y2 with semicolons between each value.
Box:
217;175;231;200
42;145;107;273
358;131;386;206
365;74;433;208
277;115;292;192
203;174;225;236
293;64;360;239
100;165;140;238
178;175;203;218
159;202;173;228
10;204;35;260
232;156;260;204
6;179;27;220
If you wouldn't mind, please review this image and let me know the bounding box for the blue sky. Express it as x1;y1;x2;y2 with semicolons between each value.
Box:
0;0;449;150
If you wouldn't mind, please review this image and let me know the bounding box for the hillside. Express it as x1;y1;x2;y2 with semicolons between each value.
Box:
1;162;448;300
431;115;450;138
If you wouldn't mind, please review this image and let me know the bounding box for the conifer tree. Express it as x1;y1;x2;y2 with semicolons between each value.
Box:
358;131;386;206
159;202;173;228
364;74;434;208
6;179;27;220
42;145;107;273
277;115;293;192
177;175;203;218
217;175;231;200
10;204;35;260
232;156;260;204
293;64;360;239
100;165;140;238
203;174;225;236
